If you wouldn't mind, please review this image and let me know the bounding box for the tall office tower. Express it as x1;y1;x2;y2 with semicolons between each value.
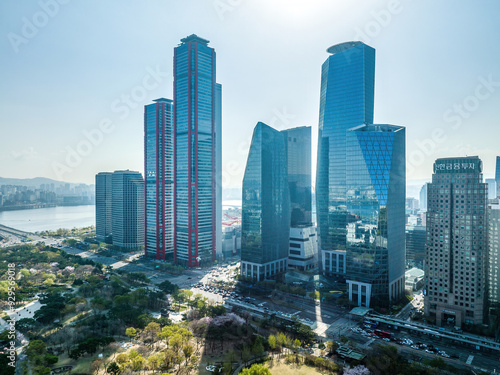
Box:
240;122;290;280
174;34;221;267
282;126;312;226
344;124;406;306
316;41;375;279
488;200;500;306
424;157;487;326
144;98;174;260
95;172;113;242
112;170;144;250
420;183;429;211
496;156;500;198
282;126;317;271
215;83;222;260
486;178;497;200
406;225;427;270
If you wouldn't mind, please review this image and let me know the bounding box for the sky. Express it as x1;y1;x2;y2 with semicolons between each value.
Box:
1;0;499;195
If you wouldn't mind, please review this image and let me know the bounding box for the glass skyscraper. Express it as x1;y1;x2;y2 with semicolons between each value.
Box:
315;42;405;306
345;124;405;306
495;156;500;198
282;126;312;227
144;98;174;260
316;41;375;257
95;172;112;243
241;122;290;281
111;170;144;250
174;34;221;267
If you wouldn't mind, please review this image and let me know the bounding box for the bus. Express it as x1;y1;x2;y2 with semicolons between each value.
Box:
374;329;391;339
364;320;379;328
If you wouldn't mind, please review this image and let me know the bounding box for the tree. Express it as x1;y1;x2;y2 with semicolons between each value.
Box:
240;363;271;375
268;335;277;351
182;344;194;365
325;340;338;353
125;327;137;340
107;362;121;375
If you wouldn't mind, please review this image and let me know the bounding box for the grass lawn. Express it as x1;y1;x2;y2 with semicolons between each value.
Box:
266;360;327;375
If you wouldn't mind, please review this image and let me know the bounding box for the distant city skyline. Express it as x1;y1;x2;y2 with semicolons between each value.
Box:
1;1;499;187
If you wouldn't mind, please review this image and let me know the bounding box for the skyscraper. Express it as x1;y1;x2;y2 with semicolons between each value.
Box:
282;126;317;271
424;157;487;326
240;122;290;281
419;183;429;211
496;156;500;198
173;34;221;267
282;126;312;226
95;172;112;242
345;124;406;306
315;42;405;306
316;41;375;259
112;170;144;250
488;200;500;306
144;98;174;260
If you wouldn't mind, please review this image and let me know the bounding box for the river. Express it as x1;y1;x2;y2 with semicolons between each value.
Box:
0;205;95;233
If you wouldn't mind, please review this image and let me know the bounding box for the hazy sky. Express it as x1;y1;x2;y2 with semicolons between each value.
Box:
1;0;499;190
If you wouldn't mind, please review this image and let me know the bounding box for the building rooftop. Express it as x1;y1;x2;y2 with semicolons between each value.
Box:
180;34;210;45
326;41;365;54
153;98;173;103
405;267;424;279
349;124;404;133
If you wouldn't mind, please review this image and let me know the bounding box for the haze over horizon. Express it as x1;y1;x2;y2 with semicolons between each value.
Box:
1;1;499;187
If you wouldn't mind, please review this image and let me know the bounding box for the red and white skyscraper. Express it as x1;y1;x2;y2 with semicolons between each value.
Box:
144;98;174;260
173;34;222;267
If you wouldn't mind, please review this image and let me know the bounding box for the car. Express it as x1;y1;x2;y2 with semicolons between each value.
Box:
410;345;420;350
425;349;435;354
383;338;391;342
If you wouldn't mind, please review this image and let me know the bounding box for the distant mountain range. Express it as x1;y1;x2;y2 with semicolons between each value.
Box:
0;177;92;187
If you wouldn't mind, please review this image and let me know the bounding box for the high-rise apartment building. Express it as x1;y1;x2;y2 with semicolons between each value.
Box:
112;170;144;250
144;98;174;260
173;34;222;267
95;172;113;242
424;157;487;326
488;200;500;306
315;42;405;306
241;122;290;281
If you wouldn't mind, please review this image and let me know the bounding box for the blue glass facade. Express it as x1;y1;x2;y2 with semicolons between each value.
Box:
345;125;406;306
241;122;290;281
496;156;500;198
316;42;375;254
144;98;174;260
282;126;312;227
174;35;216;267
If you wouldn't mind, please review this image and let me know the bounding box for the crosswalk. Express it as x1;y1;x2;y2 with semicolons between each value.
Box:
314;322;330;336
466;355;474;364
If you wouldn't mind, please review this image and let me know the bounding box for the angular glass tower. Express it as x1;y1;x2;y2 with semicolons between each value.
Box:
174;34;221;267
240;122;290;281
345;124;406;306
316;42;375;256
144;98;174;260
